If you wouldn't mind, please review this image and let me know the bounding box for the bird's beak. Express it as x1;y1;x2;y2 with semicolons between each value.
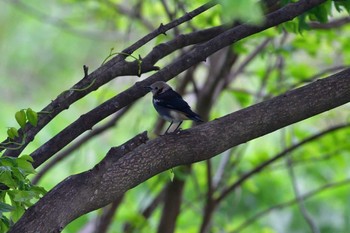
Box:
145;86;152;91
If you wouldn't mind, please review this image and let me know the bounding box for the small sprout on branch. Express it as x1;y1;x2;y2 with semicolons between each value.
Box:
19;154;34;163
101;48;143;76
7;127;18;140
15;110;26;128
169;168;175;182
26;108;38;127
158;23;167;35
69;79;96;92
83;65;89;78
0;133;27;150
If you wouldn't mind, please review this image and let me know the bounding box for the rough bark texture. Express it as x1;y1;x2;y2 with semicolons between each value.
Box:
27;0;325;169
8;68;350;233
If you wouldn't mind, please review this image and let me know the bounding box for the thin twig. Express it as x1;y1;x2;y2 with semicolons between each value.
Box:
231;178;350;233
288;65;348;90
216;123;350;203
226;38;272;86
112;2;155;31
0;1;217;158
286;153;320;233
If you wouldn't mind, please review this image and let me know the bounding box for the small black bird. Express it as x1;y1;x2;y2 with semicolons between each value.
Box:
147;81;203;134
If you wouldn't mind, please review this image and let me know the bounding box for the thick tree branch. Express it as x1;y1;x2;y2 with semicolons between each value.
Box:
31;106;130;185
1;1;216;157
29;0;327;169
9;67;350;233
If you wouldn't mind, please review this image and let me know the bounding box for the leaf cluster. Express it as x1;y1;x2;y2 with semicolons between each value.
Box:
0;155;46;232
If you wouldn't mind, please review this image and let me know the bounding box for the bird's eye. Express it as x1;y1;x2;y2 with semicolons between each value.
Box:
155;87;158;90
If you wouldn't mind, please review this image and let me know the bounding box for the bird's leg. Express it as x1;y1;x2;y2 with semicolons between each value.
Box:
174;121;183;133
165;121;173;134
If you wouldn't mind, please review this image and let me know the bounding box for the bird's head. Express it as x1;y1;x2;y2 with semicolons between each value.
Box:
146;81;172;95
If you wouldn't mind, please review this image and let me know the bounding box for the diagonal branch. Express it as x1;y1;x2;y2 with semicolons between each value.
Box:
216;121;350;203
9;67;350;233
31;106;131;185
309;17;350;29
286;154;320;233
231;178;350;233
1;1;217;157
29;0;327;168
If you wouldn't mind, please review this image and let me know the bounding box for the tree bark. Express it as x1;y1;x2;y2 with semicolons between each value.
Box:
157;172;188;233
27;0;325;169
8;68;350;233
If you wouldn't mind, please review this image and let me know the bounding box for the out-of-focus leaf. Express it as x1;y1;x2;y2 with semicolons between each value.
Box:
0;215;10;232
0;202;15;213
334;0;350;13
309;1;331;23
244;179;259;193
218;0;264;24
231;90;252;107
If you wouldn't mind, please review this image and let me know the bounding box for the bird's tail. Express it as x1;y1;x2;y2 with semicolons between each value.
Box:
186;111;204;123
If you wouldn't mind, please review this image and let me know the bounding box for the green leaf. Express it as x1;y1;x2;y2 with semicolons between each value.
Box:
243;179;259;193
11;205;25;222
19;155;34;163
15;110;26;128
12;191;30;203
7;128;18;140
232;40;248;54
309;1;331;23
26;108;38;127
334;0;350;14
169;169;174;182
0;157;16;167
11;168;27;185
0;167;17;189
30;186;47;196
297;14;310;33
0;215;10;232
0;202;15;213
231;91;252;107
16;158;35;175
218;0;264;25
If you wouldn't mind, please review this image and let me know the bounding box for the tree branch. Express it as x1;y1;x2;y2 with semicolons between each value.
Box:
231;178;350;233
31;106;130;185
286;154;320;233
1;1;216;157
309;17;350;29
9;67;350;232
216;121;350;203
28;0;327;169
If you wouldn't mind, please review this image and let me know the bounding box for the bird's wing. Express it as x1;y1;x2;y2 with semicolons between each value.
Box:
155;90;190;111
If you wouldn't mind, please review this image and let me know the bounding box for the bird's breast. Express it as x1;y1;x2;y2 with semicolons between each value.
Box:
168;110;188;121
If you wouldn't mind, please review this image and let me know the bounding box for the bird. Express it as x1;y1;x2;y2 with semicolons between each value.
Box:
146;81;203;134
